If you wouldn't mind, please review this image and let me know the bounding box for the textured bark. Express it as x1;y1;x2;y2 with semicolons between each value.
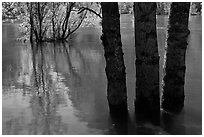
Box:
134;3;160;113
162;2;190;111
101;2;127;114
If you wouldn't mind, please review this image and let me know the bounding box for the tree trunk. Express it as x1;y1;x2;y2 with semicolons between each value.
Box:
162;2;190;111
134;2;160;113
37;2;42;42
29;2;34;43
101;2;127;114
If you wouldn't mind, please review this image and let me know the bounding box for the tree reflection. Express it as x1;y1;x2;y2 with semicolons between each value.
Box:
61;42;82;88
160;110;185;134
29;42;68;134
28;39;103;134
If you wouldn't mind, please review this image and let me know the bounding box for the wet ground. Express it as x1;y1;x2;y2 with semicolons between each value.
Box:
2;15;202;134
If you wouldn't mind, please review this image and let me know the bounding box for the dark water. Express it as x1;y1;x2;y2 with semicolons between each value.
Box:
2;15;202;135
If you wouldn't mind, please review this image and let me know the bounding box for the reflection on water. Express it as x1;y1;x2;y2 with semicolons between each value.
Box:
2;15;202;135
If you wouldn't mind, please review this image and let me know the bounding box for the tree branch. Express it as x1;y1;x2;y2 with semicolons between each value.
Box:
62;2;75;38
78;7;102;18
65;10;87;39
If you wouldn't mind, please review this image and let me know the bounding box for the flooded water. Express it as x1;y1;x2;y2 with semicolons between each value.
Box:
2;15;202;135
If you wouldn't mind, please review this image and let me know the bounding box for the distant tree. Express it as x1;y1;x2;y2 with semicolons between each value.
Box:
157;2;166;15
134;2;160;113
156;2;171;15
16;2;102;42
101;2;128;114
28;2;88;42
162;2;190;111
194;2;202;14
190;2;202;15
118;2;133;14
2;2;25;21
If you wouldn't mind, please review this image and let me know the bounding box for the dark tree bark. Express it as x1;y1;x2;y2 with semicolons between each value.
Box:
134;2;160;113
101;2;127;114
162;2;190;111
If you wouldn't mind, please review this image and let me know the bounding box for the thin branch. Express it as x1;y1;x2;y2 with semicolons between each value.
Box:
78;7;102;18
62;2;75;38
29;2;34;43
33;27;39;41
51;2;56;38
42;22;49;39
65;10;87;39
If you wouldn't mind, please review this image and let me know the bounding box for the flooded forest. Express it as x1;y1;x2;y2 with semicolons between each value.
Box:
2;2;202;135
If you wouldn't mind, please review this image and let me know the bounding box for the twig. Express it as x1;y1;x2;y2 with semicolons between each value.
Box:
65;10;87;39
78;7;102;18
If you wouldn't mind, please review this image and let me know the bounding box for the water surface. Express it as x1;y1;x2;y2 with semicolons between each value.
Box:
2;15;202;135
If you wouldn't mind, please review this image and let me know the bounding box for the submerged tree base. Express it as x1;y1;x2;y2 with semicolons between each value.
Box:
135;107;160;126
29;37;70;43
108;100;128;115
162;93;185;112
